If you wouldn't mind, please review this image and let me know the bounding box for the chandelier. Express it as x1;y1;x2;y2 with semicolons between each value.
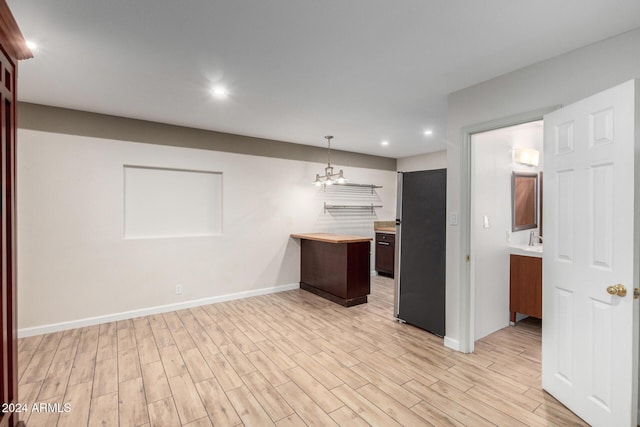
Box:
313;135;348;186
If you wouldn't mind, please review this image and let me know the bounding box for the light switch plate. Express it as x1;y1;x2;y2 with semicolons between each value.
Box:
450;212;458;226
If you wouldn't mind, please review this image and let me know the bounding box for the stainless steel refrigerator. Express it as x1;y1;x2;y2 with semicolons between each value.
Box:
394;169;447;336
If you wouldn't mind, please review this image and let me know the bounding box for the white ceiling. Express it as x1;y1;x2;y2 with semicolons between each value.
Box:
8;1;640;158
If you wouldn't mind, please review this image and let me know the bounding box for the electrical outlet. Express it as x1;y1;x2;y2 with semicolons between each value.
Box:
175;284;182;295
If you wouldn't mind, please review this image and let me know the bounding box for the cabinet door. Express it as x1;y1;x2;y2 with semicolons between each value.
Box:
375;233;394;275
510;255;542;319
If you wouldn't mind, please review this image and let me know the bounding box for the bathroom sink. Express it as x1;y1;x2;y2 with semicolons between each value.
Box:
510;244;543;258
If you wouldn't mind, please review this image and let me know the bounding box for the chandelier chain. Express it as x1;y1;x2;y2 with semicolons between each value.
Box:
325;135;332;167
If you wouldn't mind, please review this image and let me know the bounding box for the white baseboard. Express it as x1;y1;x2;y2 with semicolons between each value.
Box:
18;283;300;338
371;270;378;276
444;336;460;352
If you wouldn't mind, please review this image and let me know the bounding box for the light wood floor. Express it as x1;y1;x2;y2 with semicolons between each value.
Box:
17;276;587;426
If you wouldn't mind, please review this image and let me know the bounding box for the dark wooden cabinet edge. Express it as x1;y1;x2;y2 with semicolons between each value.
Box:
300;282;368;307
376;271;394;278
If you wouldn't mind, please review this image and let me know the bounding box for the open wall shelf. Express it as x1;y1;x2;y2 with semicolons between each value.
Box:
322;183;383;194
324;202;383;214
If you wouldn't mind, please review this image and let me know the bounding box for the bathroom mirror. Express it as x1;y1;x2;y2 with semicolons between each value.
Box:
512;172;538;231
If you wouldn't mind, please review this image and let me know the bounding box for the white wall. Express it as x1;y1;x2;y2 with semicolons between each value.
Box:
472;122;543;340
397;150;446;172
445;27;640;350
17;129;396;333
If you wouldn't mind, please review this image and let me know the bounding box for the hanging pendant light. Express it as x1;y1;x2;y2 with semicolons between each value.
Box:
313;135;348;186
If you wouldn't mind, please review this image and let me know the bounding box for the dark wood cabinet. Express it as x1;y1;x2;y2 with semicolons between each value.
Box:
375;232;395;277
510;254;542;323
292;233;371;307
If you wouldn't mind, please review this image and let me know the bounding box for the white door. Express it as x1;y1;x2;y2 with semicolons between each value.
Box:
542;79;639;426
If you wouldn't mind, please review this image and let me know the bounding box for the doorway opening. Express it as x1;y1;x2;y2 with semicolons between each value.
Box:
457;106;558;354
461;81;640;425
471;120;543;342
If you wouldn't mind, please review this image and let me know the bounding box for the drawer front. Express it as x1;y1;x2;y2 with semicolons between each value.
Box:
376;232;395;244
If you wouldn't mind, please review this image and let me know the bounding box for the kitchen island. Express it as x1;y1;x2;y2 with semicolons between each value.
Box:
290;233;372;306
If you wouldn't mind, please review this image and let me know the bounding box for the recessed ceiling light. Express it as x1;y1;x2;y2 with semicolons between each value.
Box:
381;141;389;146
210;87;228;98
26;40;37;50
424;130;433;136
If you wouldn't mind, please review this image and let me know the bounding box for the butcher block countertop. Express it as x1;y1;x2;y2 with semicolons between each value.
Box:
374;227;396;233
291;233;372;244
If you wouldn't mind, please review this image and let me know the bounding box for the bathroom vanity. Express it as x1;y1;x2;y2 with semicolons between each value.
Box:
509;245;542;323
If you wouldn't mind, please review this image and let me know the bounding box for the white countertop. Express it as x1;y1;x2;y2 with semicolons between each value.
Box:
510;244;543;258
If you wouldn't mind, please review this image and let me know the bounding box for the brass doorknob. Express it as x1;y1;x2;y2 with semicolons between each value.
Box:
607;284;627;297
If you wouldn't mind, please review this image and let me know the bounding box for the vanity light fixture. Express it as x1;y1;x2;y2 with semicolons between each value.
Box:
424;130;433;136
210;86;228;98
513;147;540;167
313;135;347;186
381;140;389;146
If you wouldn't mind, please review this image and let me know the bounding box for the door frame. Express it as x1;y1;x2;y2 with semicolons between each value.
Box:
458;105;560;353
0;4;32;427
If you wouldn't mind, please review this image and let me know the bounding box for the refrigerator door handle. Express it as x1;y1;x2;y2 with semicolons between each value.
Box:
394;172;403;319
